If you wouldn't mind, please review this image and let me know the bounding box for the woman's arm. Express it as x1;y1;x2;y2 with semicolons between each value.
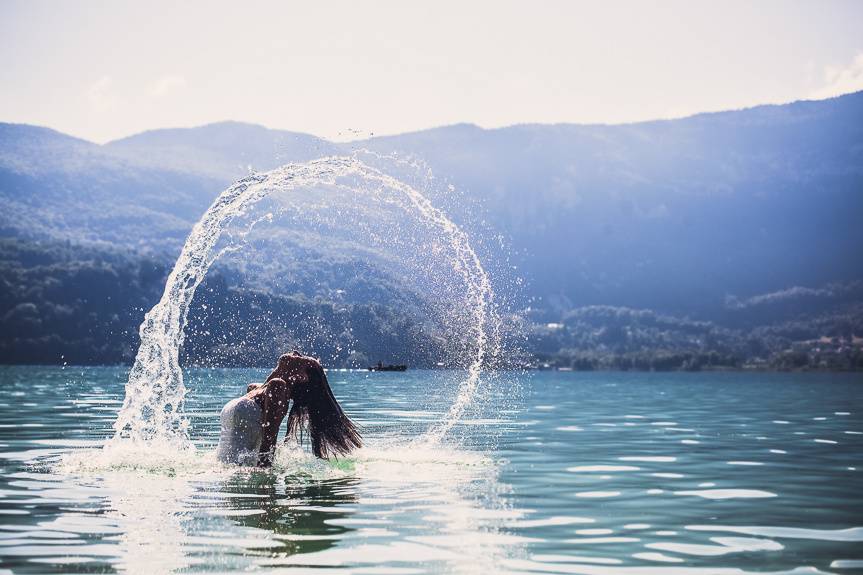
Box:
258;422;279;466
256;390;277;466
256;378;291;466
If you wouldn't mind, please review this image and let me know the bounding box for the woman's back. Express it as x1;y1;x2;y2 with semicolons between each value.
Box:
215;396;263;465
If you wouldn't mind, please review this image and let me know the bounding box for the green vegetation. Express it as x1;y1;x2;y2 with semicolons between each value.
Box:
0;238;444;367
2;237;860;370
525;304;863;371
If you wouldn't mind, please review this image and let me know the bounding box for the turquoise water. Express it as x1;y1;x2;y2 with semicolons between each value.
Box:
0;366;861;574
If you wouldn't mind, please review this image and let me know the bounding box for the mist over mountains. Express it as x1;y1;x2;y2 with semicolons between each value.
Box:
2;92;862;369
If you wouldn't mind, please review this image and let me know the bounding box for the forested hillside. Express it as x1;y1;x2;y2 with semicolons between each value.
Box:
1;93;861;369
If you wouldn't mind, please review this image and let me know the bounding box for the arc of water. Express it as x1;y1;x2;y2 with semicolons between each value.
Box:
358;171;494;443
113;157;496;445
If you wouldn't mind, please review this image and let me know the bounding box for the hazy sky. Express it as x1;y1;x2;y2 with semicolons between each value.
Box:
2;0;862;143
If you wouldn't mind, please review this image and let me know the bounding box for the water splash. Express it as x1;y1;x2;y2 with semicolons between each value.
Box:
112;156;499;446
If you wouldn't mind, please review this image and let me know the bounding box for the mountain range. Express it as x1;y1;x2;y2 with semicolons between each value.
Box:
1;92;862;368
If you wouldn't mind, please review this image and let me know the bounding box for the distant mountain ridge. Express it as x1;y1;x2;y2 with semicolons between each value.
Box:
1;93;862;367
106;121;339;181
3;93;862;310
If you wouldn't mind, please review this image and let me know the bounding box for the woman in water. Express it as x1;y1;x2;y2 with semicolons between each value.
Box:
216;352;362;466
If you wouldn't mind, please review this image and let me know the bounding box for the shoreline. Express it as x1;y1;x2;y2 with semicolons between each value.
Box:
1;363;860;374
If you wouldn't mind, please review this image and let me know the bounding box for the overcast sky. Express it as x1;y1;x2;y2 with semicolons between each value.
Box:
1;0;862;143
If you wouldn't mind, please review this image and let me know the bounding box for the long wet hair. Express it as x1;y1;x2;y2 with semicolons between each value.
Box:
286;363;362;459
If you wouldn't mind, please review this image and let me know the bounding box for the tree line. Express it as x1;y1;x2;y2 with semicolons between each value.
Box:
2;238;861;370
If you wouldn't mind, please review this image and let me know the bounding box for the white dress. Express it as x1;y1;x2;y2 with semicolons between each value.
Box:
216;397;264;465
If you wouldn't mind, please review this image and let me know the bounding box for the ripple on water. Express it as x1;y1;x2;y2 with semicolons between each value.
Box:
508;516;595;528
674;489;777;500
502;557;829;574
575;529;614;536
632;551;685;563
619;456;677;463
566;536;640;544
575;491;622;498
531;553;622;565
646;536;783;556
567;465;640;472
687;525;863;541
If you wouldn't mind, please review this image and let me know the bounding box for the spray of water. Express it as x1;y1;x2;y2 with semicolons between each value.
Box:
112;156;498;446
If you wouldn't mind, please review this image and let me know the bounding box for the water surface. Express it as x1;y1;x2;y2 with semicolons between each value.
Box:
1;367;861;574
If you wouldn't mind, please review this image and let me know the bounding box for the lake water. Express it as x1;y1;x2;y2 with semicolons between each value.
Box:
0;366;861;574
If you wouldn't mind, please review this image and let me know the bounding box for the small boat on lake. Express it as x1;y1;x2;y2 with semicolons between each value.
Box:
368;361;408;372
